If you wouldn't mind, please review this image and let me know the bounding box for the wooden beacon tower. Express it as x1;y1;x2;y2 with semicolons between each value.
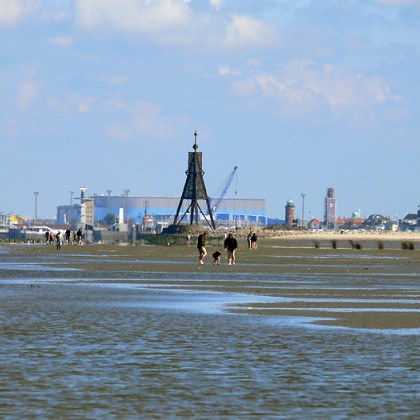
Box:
173;131;216;229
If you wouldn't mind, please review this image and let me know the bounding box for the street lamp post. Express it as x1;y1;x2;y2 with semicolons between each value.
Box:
123;190;130;223
34;192;39;221
301;193;306;228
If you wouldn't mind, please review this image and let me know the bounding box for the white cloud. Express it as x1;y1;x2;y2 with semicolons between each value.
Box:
104;98;180;141
217;65;258;96
247;58;262;69
0;0;25;26
133;101;174;139
15;80;39;110
68;94;97;114
105;96;128;110
50;36;73;48
74;0;279;50
0;0;39;26
218;65;240;77
252;59;394;117
231;78;258;97
225;15;280;48
209;0;223;11
75;0;190;35
374;0;420;5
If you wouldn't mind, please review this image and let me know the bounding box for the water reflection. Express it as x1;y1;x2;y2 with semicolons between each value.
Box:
1;283;419;418
1;246;419;418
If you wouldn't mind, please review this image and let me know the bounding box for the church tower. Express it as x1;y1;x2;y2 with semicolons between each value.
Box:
324;187;337;229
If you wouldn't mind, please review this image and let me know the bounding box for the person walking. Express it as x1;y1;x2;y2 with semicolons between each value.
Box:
197;231;208;265
224;233;238;265
251;232;258;249
247;230;252;249
65;227;71;244
55;231;63;250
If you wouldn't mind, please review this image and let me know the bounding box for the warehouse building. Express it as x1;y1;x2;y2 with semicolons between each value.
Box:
57;193;266;230
91;195;267;228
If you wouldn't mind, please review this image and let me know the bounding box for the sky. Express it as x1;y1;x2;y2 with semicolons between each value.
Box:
1;0;419;221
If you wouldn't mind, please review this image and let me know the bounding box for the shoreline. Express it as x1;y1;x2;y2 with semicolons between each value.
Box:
249;229;420;241
3;228;419;242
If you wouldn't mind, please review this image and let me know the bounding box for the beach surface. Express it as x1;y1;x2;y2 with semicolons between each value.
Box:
1;231;420;418
2;231;419;330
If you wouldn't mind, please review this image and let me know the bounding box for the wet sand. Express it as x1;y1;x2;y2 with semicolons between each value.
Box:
2;231;420;330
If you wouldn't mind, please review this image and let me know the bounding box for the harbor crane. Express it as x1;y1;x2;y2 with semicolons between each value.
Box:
210;166;238;214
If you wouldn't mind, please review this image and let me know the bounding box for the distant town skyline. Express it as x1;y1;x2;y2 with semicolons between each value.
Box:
1;1;419;220
2;174;417;223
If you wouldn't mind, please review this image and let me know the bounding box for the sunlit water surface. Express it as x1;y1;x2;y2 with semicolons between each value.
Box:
1;251;419;418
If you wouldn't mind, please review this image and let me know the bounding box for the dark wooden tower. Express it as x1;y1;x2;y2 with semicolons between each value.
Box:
173;131;216;229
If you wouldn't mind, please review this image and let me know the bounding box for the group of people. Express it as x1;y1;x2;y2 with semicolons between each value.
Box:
45;228;83;249
247;231;258;249
197;231;238;266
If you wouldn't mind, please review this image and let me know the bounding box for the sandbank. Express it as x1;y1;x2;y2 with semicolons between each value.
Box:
1;231;419;330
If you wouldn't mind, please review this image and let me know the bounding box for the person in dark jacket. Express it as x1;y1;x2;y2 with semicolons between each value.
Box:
197;231;208;264
76;228;83;244
224;233;238;265
251;232;258;249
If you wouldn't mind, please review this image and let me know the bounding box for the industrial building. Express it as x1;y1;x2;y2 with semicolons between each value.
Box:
56;189;94;229
92;195;267;227
57;192;267;229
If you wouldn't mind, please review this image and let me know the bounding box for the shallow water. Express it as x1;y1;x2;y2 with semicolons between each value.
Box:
1;248;419;418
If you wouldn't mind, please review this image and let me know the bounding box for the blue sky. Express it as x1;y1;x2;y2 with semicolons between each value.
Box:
1;0;419;221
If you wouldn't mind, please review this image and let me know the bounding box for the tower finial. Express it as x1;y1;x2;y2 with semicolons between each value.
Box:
193;130;198;150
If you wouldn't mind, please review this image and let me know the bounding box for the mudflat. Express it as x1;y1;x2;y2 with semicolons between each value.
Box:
2;231;419;330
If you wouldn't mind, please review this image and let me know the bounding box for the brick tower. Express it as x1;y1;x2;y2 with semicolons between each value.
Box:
285;198;295;226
